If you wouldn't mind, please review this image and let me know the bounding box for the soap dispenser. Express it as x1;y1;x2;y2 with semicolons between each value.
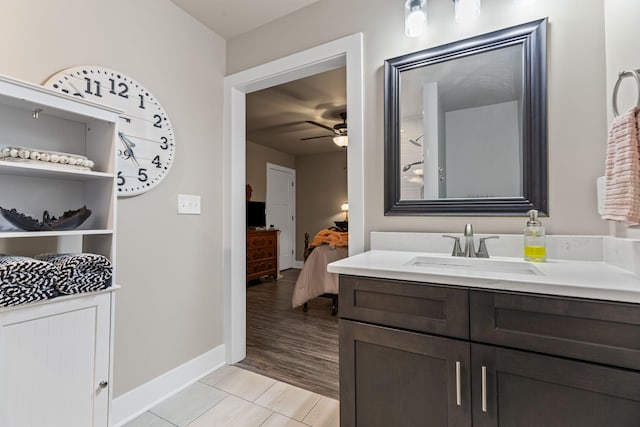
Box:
524;209;546;262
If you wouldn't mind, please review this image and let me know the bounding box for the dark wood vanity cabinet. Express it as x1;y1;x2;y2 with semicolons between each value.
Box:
339;276;471;427
472;344;640;427
339;276;640;427
340;320;471;427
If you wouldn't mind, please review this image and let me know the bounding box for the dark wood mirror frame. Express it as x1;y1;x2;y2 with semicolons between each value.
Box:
384;18;548;216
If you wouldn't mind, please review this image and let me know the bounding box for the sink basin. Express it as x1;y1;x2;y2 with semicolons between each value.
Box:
406;256;542;276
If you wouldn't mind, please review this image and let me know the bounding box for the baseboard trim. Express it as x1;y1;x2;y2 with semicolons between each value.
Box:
294;260;304;269
110;344;226;426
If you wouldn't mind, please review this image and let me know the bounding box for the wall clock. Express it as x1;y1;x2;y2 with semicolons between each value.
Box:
44;66;175;197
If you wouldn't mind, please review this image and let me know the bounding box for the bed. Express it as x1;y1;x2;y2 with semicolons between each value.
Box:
291;228;348;315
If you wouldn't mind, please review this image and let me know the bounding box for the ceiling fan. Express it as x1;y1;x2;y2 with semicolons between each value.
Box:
301;112;348;146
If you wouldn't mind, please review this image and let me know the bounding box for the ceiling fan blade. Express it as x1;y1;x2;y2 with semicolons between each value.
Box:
305;120;336;133
300;135;332;141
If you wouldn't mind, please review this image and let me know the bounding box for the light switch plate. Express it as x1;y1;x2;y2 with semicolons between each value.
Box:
178;194;201;215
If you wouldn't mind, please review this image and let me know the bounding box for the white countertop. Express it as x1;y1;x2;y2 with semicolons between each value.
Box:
327;250;640;304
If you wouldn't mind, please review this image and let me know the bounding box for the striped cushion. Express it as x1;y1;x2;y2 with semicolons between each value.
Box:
35;253;113;295
0;256;59;307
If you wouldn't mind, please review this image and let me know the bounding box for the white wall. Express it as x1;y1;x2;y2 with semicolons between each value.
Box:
604;0;640;238
228;0;609;238
445;101;520;198
0;0;226;397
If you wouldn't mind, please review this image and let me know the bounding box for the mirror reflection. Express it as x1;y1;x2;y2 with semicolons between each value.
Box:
384;18;548;216
400;44;523;200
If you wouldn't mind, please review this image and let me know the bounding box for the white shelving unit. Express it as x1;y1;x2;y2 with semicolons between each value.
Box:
0;73;120;427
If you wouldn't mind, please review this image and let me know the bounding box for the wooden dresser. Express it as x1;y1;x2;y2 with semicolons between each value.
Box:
246;228;279;284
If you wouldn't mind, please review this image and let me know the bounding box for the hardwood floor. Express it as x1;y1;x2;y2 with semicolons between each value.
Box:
235;268;339;400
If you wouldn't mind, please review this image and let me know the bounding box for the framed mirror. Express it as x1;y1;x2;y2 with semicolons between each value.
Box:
384;18;547;216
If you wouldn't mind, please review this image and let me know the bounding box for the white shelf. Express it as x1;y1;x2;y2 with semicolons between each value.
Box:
0;74;122;124
0;161;112;180
0;285;120;315
0;72;118;427
0;229;113;239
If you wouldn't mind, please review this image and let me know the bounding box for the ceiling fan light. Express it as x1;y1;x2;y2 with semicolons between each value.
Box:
333;135;348;147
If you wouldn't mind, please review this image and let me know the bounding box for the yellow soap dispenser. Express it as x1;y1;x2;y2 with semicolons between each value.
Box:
524;209;546;262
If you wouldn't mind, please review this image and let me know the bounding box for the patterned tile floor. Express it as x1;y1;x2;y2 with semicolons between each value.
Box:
122;365;339;427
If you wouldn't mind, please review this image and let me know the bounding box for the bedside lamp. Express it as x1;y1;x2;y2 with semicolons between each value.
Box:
341;203;349;221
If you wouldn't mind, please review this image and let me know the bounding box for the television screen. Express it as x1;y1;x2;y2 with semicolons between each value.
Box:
246;201;266;228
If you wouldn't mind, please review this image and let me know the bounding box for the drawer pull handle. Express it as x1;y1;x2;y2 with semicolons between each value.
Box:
455;361;462;406
481;366;487;413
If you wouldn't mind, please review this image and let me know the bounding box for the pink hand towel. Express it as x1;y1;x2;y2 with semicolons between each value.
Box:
601;107;640;225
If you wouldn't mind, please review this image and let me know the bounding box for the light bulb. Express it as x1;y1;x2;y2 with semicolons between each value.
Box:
333;135;348;147
405;0;426;37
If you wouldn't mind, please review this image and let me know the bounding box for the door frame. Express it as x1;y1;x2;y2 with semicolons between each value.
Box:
266;162;296;270
223;33;364;363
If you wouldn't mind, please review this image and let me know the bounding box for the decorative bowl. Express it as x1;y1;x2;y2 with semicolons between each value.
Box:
0;206;92;231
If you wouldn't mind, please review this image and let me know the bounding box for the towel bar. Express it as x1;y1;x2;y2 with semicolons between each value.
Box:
612;69;640;117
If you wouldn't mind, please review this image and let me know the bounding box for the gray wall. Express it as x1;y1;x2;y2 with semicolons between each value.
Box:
0;0;635;406
246;140;296;202
295;150;348;261
228;0;609;238
604;0;640;239
0;0;226;397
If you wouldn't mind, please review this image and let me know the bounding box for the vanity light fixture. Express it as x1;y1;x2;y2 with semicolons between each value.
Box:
405;0;427;37
454;0;481;23
333;135;348;147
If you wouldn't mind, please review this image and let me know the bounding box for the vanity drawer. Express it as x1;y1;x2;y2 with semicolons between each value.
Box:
339;276;469;339
470;290;640;370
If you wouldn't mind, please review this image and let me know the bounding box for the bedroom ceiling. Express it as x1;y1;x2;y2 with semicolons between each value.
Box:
246;67;347;156
169;0;322;40
169;0;344;156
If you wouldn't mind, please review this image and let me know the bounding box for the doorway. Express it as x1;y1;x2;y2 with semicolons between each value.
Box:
223;33;364;363
266;163;295;270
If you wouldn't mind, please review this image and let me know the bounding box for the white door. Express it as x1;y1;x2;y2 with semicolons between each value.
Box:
266;163;295;270
0;293;111;427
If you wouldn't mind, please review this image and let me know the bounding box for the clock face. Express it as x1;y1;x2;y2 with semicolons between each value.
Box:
44;66;175;197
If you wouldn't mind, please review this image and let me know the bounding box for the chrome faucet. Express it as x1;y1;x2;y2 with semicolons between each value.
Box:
463;223;476;257
443;224;499;258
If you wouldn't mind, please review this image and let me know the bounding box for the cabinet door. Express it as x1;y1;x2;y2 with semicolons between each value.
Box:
340;319;471;427
0;293;111;427
472;343;640;427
